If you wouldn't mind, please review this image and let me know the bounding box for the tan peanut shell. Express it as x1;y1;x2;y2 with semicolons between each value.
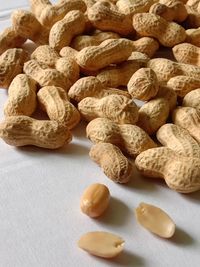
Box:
149;1;187;23
68;76;130;102
11;10;49;45
0;115;72;149
96;60;143;88
76;38;133;71
133;13;186;47
182;88;200;113
4;74;37;117
60;46;78;59
78;95;138;124
117;0;157;16
127;68;159;101
156;86;177;111
80;183;110;218
131;37;159;58
71;31;120;51
185;5;200;28
33;0;87;29
137;98;170;135
89;143;133;183
0;48;28;89
23;60;71;90
187;0;200;10
173;43;200;66
128;51;150;64
172;107;200;144
0;27;26;55
86;118;157;157
78;231;125;258
87;1;133;35
135;147;200;193
49;10;85;51
30;0;51;17
135;202;175;238
157;123;200;158
148;58;200;83
186;28;200;47
167;75;200;97
37;86;80;129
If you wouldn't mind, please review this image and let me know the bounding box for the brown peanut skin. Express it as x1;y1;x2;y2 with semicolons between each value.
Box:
135;147;200;193
86;118;157;157
167;76;200;97
96;60;143;88
87;1;133;35
157;123;200;158
71;31;120;51
137;98;170;135
76;39;133;71
127;68;159;101
78;95;138;124
0;48;28;89
0;115;72;149
0;27;26;55
4;74;37;117
148;58;200;83
11;10;49;45
68;76;130;102
133;13;186;47
183;89;200;113
49;10;85;51
37;86;80;129
173;43;200;67
23;60;71;90
172;107;200;144
89;143;133;183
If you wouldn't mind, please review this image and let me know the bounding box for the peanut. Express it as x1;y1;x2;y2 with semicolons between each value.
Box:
149;1;187;23
11;10;49;45
116;0;157;16
133;13;186;47
71;31;120;51
86;118;157;157
49;10;85;51
147;58;200;83
135;147;200;193
137;98;170;135
0;115;72;149
157;123;200;158
127;68;159;101
185;5;200;28
182;88;200;113
89;143;133;183
156;85;177;111
96;60;143;88
187;0;200;11
0;48;28;89
0;27;26;55
173;43;200;66
186;28;200;47
23;60;71;90
172;107;200;144
31;0;86;29
87;1;133;35
68;76;130;102
78;231;125;258
37;86;80;129
130;37;159;58
135;202;175;238
78;95;138;124
80;183;110;217
59;46;78;59
128;51;150;64
4;74;37;117
167;75;200;97
76;38;133;71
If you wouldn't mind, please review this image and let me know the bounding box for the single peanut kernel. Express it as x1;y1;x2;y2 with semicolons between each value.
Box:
80;183;110;218
135;202;175;238
78;231;125;258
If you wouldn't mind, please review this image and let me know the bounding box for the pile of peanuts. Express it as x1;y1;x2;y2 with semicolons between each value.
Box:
0;0;200;259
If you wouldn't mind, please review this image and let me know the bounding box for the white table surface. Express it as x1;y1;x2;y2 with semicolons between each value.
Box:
0;1;200;267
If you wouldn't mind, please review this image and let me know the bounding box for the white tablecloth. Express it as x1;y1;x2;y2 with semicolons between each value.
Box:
0;1;200;267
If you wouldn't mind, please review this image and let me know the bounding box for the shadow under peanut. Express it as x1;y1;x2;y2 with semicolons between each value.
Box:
169;227;195;247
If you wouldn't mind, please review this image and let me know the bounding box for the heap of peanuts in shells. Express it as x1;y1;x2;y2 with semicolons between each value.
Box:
0;0;200;259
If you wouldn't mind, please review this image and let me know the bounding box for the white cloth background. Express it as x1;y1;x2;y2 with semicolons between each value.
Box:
0;1;200;266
